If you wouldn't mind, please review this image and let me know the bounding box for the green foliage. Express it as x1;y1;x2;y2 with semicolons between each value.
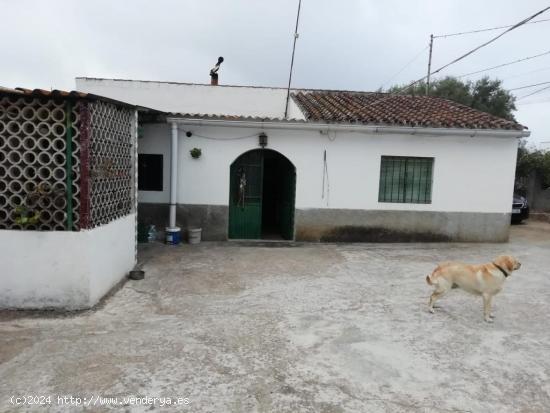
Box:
387;76;517;121
190;148;202;159
516;140;550;189
14;205;40;227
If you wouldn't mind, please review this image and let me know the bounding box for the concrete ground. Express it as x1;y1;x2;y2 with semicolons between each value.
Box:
1;222;550;413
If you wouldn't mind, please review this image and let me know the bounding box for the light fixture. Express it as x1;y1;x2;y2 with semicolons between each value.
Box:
259;132;268;148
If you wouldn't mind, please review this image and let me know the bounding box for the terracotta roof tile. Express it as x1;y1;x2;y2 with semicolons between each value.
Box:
291;91;525;130
0;86;143;109
166;113;306;122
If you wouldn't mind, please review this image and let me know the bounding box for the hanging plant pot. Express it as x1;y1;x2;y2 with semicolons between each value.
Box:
190;148;202;159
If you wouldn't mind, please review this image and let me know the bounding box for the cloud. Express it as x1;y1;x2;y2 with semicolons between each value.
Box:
1;0;548;142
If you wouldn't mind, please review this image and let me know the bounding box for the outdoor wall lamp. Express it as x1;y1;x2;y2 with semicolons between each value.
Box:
259;132;268;148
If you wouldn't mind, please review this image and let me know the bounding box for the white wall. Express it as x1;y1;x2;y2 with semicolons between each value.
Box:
77;77;518;214
138;124;518;214
76;78;305;120
137;124;171;203
87;214;137;305
0;214;136;310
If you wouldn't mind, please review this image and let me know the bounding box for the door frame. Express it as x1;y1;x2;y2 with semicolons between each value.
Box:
227;148;296;240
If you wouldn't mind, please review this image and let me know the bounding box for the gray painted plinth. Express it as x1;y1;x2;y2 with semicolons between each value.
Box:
295;208;511;242
138;203;510;242
138;203;228;241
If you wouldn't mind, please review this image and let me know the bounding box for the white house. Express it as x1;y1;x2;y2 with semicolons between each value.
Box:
76;77;530;243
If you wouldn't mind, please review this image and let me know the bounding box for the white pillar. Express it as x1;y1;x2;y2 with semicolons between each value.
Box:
169;122;178;229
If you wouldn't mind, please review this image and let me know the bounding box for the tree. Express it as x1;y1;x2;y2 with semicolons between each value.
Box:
515;140;550;190
387;76;517;121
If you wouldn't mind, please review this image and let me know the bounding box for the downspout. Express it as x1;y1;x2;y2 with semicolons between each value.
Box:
65;100;74;231
169;122;178;228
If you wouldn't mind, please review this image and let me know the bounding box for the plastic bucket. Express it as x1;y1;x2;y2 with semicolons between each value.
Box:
188;228;202;244
165;226;181;245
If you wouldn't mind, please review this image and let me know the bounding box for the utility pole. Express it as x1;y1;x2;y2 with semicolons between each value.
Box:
284;0;302;119
426;34;434;95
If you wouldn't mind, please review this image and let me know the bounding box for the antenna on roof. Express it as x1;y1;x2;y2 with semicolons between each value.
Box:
284;0;302;119
210;56;224;86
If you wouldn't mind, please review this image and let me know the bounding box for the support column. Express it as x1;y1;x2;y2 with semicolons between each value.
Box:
169;122;178;229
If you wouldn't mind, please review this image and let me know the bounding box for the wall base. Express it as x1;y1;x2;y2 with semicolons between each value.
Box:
138;203;228;241
295;209;510;242
139;203;511;243
0;214;136;310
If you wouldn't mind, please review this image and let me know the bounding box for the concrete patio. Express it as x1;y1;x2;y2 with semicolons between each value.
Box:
1;222;549;412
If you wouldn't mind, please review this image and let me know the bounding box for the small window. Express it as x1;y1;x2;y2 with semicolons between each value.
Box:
138;154;163;191
378;156;433;204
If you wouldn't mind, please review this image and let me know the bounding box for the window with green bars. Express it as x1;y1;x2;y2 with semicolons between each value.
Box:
378;156;434;204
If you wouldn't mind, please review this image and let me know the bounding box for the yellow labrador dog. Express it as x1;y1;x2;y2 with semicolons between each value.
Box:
426;255;521;322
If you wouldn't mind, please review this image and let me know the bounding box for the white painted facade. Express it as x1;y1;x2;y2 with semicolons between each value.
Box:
75;78;522;215
0;214;136;310
75;78;527;243
75;78;306;120
136;123;518;213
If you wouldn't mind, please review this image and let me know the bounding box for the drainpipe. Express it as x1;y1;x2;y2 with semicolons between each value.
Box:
169;122;178;228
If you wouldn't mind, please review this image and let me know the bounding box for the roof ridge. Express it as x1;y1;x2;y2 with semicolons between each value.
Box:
290;90;525;130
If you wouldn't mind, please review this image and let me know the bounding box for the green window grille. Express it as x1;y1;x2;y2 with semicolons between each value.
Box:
378;156;434;204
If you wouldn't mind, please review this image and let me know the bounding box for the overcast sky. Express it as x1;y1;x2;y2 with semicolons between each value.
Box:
2;0;549;146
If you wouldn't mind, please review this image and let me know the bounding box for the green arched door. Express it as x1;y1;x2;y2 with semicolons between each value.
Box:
228;149;295;240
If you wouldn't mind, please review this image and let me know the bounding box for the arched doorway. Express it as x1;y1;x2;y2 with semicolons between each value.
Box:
228;149;296;240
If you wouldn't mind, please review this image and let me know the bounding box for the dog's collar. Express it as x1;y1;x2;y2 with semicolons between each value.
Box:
493;262;509;278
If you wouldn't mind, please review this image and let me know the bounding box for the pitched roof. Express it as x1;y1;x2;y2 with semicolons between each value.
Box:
291;91;525;130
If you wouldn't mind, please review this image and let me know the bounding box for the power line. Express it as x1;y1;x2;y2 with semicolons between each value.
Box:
434;17;550;38
517;83;550;100
456;50;550;78
516;98;550;105
379;45;429;90
399;6;550;94
501;65;550;80
509;81;550;91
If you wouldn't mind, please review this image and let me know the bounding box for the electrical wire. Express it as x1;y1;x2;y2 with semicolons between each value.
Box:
321;150;330;206
379;45;429;90
181;130;261;141
517;83;550;100
434;17;550;38
456;50;550;78
509;81;550;91
516;98;550;105
387;6;550;97
501;65;550;81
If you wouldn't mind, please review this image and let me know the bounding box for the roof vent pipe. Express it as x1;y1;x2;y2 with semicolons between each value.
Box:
210;56;224;86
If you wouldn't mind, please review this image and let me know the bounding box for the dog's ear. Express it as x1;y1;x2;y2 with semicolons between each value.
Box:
494;255;514;272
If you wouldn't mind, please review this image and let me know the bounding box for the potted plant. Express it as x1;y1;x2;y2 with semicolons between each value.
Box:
190;148;202;159
14;205;40;228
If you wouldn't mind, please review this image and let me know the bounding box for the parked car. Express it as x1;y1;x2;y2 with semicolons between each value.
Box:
512;194;529;223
